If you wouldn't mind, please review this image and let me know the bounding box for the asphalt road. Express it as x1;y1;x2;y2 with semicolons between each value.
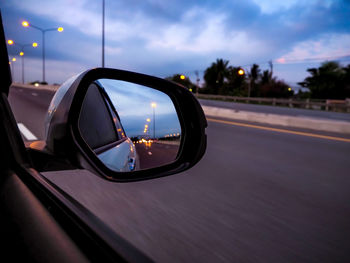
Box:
135;142;179;169
8;84;350;262
8;85;54;139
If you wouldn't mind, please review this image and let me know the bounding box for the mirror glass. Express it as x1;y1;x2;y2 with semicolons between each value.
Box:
78;79;182;172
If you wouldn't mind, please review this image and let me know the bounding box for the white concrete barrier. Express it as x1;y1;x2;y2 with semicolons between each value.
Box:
202;106;350;134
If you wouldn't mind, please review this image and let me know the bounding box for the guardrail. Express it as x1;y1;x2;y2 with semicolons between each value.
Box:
196;94;350;113
12;83;60;91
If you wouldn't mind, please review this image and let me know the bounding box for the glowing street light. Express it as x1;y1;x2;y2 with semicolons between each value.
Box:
22;21;29;27
151;102;157;139
238;68;245;76
7;40;38;84
180;74;186;80
22;20;63;83
9;57;17;81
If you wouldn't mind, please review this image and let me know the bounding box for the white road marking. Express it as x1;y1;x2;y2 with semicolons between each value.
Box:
17;123;38;140
31;92;38;96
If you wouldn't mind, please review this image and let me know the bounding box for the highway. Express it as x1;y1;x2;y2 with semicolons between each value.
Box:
8;84;350;262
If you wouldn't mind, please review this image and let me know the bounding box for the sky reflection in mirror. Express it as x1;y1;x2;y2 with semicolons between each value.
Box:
98;79;181;139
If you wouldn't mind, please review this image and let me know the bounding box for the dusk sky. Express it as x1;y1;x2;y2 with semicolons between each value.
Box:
99;79;181;137
1;0;350;89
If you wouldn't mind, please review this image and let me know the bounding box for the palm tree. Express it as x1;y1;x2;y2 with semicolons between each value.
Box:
204;58;229;95
247;64;260;97
298;61;346;99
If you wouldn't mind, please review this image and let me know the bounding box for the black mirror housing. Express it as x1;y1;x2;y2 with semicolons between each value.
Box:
45;68;207;181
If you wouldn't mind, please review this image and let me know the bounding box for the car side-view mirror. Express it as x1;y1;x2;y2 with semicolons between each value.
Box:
79;79;182;172
45;68;207;181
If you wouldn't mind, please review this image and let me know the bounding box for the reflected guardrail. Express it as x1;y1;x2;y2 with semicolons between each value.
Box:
196;94;350;113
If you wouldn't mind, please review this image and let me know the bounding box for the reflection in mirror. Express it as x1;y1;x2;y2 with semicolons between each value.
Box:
78;79;182;172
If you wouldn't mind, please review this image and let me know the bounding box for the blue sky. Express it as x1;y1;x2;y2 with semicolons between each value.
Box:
99;79;181;137
1;0;350;88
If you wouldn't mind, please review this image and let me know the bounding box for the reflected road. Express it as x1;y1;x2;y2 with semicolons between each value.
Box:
135;141;179;169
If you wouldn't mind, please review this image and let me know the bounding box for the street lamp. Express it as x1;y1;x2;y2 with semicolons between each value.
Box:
102;0;105;67
9;57;17;81
151;103;156;139
7;40;38;84
22;20;63;83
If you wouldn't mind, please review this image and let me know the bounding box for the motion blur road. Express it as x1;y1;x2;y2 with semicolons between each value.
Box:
8;84;350;262
135;142;179;170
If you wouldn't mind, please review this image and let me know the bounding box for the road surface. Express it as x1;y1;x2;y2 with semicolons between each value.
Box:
135;141;179;170
8;84;350;262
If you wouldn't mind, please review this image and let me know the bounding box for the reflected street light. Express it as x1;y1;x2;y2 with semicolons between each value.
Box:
151;103;156;139
22;20;63;83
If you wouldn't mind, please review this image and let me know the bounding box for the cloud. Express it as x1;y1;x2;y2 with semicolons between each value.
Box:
146;10;266;58
276;33;350;63
251;0;334;14
3;0;350;84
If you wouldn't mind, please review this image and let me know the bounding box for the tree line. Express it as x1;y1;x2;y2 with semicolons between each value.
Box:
166;59;350;100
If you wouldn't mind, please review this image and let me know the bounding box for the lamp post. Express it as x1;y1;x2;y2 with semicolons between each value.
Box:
102;0;105;67
151;103;156;139
145;118;151;136
22;21;63;83
7;40;38;84
9;57;16;81
195;71;199;95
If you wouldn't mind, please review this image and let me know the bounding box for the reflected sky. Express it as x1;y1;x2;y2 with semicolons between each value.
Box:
98;79;181;138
